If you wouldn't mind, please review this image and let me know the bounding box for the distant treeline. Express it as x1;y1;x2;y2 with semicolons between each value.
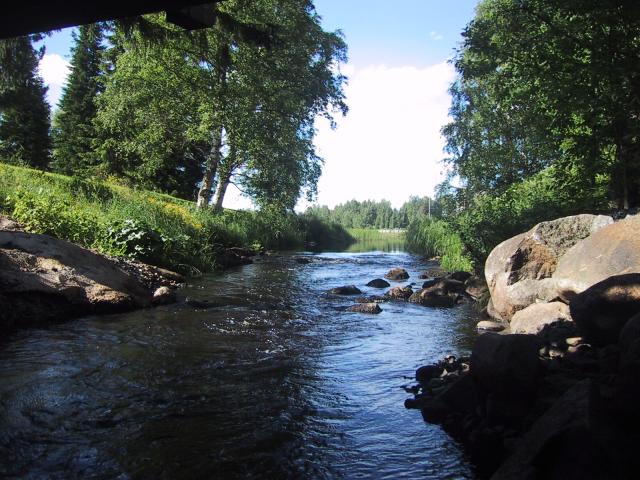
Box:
305;196;439;229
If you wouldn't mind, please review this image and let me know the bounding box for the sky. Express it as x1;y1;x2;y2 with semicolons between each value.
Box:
37;0;480;210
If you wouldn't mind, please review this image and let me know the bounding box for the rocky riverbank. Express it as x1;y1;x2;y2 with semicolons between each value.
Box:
405;213;640;479
0;215;256;333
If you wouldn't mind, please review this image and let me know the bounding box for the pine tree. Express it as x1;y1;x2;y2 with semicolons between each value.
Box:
52;23;104;174
0;35;51;168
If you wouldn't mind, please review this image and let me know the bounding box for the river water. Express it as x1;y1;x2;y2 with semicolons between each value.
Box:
0;248;481;479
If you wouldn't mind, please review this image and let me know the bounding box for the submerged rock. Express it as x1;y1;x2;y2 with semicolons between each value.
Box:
384;285;413;300
385;267;410;281
366;278;390;288
152;286;176;306
328;285;362;295
347;302;382;314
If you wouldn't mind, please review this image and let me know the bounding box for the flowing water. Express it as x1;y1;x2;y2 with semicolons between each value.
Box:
0;249;481;479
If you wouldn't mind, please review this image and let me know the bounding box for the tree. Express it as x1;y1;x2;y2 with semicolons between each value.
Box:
51;23;105;174
443;0;640;209
0;35;51;168
96;0;347;210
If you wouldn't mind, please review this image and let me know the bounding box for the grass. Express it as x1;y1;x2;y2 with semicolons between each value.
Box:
405;218;473;272
0;163;348;273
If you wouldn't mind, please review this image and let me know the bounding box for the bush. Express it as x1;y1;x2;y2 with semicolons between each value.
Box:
451;166;610;267
406;217;473;272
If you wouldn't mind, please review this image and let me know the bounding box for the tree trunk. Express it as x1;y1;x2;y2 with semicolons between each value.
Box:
196;124;223;208
213;168;231;212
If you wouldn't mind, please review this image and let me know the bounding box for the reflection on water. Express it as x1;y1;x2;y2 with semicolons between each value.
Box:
0;250;479;479
345;230;406;253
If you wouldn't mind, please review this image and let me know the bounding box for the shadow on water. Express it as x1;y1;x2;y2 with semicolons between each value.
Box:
0;249;480;479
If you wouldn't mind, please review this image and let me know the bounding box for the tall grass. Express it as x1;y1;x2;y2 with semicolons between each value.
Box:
0;163;347;273
405;218;473;272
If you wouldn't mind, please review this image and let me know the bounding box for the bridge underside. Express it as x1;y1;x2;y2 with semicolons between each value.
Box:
0;1;221;39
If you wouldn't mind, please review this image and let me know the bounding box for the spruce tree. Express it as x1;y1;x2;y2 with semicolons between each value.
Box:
52;23;104;174
0;35;51;168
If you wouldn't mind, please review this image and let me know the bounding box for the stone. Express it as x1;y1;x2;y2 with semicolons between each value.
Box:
384;285;413;300
355;295;386;304
384;267;409;281
416;364;444;383
409;278;466;307
510;301;572;334
422;278;440;289
477;320;506;332
217;247;253;268
0;231;151;330
328;285;362;295
447;271;472;282
570;273;640;346
554;214;640;293
471;333;542;399
346;302;382;314
485;214;613;321
418;267;445;279
366;278;390;288
465;276;488;301
152;286;176;305
490;381;611;480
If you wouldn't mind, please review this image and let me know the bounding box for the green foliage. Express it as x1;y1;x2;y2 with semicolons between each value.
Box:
306;196;438;229
444;0;640;209
0;36;51;168
406;218;473;273
0;162;351;272
440;166;609;268
51;23;105;174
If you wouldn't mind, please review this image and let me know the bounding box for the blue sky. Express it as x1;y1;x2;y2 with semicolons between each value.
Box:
38;1;479;209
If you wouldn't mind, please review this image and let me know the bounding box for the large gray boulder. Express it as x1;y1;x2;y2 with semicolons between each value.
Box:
485;214;613;321
0;231;152;330
554;214;640;293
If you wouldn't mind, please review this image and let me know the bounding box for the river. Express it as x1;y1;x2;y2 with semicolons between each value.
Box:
0;247;481;479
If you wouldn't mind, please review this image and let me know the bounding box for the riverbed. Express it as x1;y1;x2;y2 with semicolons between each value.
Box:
0;248;481;479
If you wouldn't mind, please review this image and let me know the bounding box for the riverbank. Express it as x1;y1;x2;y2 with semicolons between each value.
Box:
0;163;353;275
405;213;640;479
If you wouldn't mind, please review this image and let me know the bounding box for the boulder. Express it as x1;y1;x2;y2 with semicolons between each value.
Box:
485;214;613;321
366;278;390;288
409;278;466;307
328;285;362;295
0;231;152;330
347;302;382;314
491;381;610;480
385;267;409;281
510;301;572;335
471;333;541;393
554;214;640;293
384;285;413;300
447;271;472;282
570;273;640;346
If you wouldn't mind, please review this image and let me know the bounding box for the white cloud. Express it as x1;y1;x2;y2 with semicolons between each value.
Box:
308;61;456;209
38;53;70;108
430;31;444;41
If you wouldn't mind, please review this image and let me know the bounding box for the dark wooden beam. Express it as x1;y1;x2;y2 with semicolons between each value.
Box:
0;1;221;39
